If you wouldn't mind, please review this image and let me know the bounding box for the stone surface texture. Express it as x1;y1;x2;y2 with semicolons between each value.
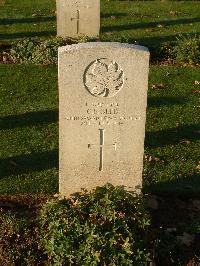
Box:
59;42;149;195
56;0;100;38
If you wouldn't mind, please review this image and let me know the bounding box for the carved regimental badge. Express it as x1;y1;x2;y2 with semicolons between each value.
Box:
84;58;124;98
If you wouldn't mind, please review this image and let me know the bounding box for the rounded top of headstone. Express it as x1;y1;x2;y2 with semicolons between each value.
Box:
58;42;149;55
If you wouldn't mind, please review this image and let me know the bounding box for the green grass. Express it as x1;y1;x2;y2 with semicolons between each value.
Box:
0;64;199;195
0;0;56;42
0;0;199;196
0;0;200;49
101;1;200;49
0;65;58;194
145;65;200;196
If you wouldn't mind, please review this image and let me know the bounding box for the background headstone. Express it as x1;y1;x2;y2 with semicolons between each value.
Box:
56;0;100;38
59;42;149;195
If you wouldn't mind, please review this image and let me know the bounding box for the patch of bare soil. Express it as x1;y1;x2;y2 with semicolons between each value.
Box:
0;0;5;6
0;194;50;216
147;194;200;265
0;52;12;64
0;43;12;64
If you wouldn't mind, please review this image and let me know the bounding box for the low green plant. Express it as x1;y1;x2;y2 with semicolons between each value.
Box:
10;38;66;65
171;34;200;65
39;184;150;265
156;42;176;62
185;219;200;234
31;38;67;65
9;36;94;65
10;38;37;63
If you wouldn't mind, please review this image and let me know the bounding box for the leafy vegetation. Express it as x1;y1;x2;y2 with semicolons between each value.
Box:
10;38;66;64
39;184;150;265
8;36;93;64
171;34;200;65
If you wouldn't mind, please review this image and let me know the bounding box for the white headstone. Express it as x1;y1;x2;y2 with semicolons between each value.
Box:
59;42;149;195
56;0;100;38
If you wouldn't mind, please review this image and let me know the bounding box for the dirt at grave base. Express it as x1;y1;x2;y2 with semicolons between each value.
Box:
147;194;200;265
0;194;50;217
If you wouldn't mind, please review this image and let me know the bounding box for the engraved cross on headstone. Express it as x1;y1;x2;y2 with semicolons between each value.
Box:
71;10;80;34
88;129;117;171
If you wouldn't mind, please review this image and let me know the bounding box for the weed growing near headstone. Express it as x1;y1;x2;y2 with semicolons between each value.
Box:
39;184;151;265
157;34;200;65
172;34;200;65
9;37;93;65
10;38;66;64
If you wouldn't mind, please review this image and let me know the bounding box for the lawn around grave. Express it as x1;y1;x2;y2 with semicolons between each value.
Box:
1;0;199;194
0;65;58;194
0;64;199;195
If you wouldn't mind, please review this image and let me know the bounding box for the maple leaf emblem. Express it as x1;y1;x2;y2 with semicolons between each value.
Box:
84;59;124;98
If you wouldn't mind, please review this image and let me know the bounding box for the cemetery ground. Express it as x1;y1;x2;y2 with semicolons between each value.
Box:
0;0;200;47
0;0;200;265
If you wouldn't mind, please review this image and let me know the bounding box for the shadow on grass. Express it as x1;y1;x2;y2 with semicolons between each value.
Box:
139;32;200;47
147;96;187;108
144;173;200;198
145;124;199;148
0;16;56;25
0;149;58;178
0;109;58;130
101;17;200;32
110;32;200;49
0;110;58;178
0;30;56;40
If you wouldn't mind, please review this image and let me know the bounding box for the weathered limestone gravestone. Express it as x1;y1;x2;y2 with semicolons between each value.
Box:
56;0;100;38
59;42;149;195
